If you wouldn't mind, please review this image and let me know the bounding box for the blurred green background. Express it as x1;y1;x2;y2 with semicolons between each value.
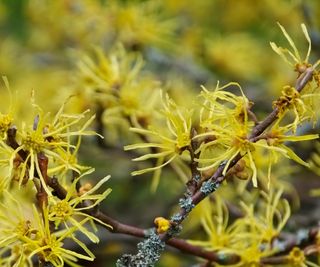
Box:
0;0;320;266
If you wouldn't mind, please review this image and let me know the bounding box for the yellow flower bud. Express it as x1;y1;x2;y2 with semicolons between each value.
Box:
154;217;171;234
236;170;249;180
79;183;93;196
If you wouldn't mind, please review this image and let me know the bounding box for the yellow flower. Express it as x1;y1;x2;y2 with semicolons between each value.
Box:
0;173;111;266
188;189;289;266
270;24;320;130
27;205;96;267
288;247;306;266
249;118;318;188
48;169;112;242
188;196;233;251
272;83;320;133
272;85;306;132
0;187;100;266
0;112;13;141
77;45;161;143
0;190;35;266
196;82;259;185
3;101;98;194
286;247;319;267
47;136;91;186
254;120;319;167
270;23;313;70
78;45;144;102
245;188;290;244
124;92;193;189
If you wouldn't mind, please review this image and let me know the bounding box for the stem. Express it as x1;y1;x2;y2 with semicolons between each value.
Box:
187;128;201;195
36;153;49;210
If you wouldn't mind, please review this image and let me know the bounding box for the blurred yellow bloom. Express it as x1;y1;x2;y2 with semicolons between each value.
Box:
205;33;265;80
310;141;320;177
0;77;15;141
108;0;176;49
78;45;144;100
77;45;161;143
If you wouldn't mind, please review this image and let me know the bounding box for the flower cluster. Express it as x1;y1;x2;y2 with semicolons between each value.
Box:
188;188;291;266
76;45;161;143
0;97;99;193
195;82;258;184
0;82;113;266
270;23;320;130
0;176;110;267
48;169;112;238
0;169;111;266
124;24;320;189
125;80;319;188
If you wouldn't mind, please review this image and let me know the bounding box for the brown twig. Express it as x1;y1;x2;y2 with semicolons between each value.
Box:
186;128;201;195
36;153;49;209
